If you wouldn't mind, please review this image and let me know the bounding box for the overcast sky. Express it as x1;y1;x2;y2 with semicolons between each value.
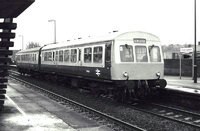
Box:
11;0;200;50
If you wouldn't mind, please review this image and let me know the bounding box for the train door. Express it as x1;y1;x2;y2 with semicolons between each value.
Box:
78;48;82;66
53;51;58;72
77;48;83;76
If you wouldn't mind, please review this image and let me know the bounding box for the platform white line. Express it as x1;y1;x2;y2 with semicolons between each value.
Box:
5;94;30;121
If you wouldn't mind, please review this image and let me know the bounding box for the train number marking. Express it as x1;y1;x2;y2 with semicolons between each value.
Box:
95;69;101;76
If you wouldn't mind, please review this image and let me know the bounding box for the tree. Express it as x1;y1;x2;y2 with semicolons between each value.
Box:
26;42;40;49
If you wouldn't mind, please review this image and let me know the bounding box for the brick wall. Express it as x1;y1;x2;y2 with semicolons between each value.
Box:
164;59;200;77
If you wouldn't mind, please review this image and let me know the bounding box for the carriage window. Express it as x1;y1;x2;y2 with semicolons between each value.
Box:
32;54;34;61
93;46;102;63
64;50;70;62
135;46;148;62
55;51;58;61
16;55;20;61
84;47;92;63
22;55;25;61
47;52;52;61
149;46;161;62
59;50;63;62
44;52;52;61
120;45;134;62
42;53;44;61
71;49;77;63
44;52;47;61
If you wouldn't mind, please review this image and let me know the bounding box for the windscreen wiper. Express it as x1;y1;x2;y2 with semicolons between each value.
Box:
149;44;154;56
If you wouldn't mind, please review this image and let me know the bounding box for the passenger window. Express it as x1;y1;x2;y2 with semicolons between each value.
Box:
149;46;161;62
59;50;63;62
55;51;58;61
32;54;34;61
84;48;92;63
93;46;102;63
120;45;134;62
71;49;77;63
135;46;148;62
47;52;52;61
44;52;47;61
64;50;70;62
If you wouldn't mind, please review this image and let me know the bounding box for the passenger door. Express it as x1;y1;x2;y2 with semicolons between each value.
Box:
52;51;58;72
78;48;82;66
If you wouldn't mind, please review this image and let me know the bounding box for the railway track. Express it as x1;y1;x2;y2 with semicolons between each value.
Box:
130;101;200;129
9;70;200;130
9;71;146;131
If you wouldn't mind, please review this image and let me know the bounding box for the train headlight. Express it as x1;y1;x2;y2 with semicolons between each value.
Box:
123;72;129;80
156;72;160;79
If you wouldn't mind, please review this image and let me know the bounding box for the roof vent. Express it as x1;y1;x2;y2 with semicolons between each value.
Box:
113;30;118;33
78;37;82;39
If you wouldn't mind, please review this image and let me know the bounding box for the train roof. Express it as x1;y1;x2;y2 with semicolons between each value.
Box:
42;31;160;50
16;47;41;54
16;31;161;54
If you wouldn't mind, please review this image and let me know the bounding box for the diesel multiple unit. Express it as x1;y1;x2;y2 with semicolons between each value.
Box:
16;31;167;101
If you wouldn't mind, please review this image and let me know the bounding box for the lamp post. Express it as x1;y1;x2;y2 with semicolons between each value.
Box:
18;35;24;50
194;0;197;83
48;19;56;44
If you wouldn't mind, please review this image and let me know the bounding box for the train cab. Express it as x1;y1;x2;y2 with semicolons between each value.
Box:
111;31;164;81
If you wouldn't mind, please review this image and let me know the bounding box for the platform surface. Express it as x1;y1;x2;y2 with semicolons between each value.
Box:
0;80;113;131
165;76;200;94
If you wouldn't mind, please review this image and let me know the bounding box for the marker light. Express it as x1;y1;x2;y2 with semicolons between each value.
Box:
156;72;160;79
123;72;129;80
123;72;128;77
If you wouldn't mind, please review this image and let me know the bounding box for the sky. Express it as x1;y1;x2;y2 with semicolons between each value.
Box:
11;0;200;50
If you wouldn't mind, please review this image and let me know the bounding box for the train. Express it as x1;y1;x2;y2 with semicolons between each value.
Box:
16;31;167;101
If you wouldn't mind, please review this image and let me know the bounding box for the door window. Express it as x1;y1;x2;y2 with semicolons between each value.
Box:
93;46;102;63
71;49;77;63
84;47;92;63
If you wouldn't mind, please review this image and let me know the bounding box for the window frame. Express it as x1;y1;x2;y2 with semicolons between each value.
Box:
70;49;77;63
59;50;64;62
84;47;92;63
135;46;148;62
148;46;161;62
119;44;134;62
93;46;103;63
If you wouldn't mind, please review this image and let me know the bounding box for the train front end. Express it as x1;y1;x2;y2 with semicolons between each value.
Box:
111;31;167;100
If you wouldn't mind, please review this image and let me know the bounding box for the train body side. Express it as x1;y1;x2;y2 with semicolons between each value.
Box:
40;41;112;81
16;47;40;74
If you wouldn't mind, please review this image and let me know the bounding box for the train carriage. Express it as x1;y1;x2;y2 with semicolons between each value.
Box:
16;47;40;75
40;40;112;81
16;31;167;101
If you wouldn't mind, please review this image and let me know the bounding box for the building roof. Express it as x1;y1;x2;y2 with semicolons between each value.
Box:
0;0;34;18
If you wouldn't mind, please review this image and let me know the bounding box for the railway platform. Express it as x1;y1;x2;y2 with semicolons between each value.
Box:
0;80;113;131
165;75;200;93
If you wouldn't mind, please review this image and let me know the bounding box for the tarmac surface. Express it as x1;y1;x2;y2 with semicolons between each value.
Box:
165;76;200;94
0;80;113;131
